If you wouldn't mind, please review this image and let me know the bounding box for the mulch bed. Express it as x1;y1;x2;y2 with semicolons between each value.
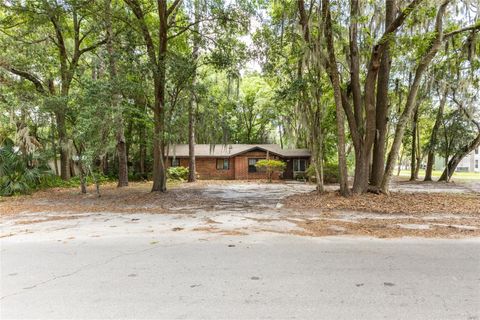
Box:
0;182;216;216
283;190;480;238
284;191;480;215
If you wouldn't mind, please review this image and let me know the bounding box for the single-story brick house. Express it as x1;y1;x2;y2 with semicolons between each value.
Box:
166;144;311;180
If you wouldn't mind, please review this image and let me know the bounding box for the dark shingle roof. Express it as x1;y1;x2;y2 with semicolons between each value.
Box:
167;144;310;158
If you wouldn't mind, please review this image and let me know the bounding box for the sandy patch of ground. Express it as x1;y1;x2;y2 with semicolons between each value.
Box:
391;178;480;193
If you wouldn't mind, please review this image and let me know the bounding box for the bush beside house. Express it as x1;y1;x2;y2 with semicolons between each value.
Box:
255;159;286;182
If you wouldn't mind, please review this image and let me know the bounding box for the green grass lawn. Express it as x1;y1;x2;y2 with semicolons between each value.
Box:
398;169;480;180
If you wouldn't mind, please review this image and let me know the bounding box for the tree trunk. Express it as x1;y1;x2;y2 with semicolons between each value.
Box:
371;0;395;187
298;0;324;193
278;126;283;148
381;2;449;193
397;149;404;176
410;107;418;181
116;138;128;185
352;148;370;193
310;121;324;193
439;97;480;182
337;0;423;193
55;110;70;180
188;0;200;183
424;89;447;181
139;120;146;178
102;154;109;175
151;1;168;192
439;134;480;182
323;0;350;196
106;0;128;187
414;123;421;179
78;160;87;194
188;96;196;182
152;89;167;192
348;0;371;194
70;158;76;177
50;116;59;176
346;0;406;194
124;0;179;192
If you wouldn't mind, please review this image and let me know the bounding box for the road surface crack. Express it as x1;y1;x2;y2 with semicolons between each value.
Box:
0;243;168;301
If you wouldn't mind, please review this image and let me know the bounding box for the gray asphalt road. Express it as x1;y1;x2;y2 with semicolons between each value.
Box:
1;232;479;319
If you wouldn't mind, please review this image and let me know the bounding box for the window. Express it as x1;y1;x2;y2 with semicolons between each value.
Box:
216;158;229;170
171;158;180;167
476;160;479;169
476;148;479;155
293;159;307;172
248;158;264;173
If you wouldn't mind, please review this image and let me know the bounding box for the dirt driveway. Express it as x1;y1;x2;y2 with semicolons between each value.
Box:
1;181;479;239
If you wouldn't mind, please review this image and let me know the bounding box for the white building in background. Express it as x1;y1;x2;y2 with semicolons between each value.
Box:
433;147;480;173
456;147;480;172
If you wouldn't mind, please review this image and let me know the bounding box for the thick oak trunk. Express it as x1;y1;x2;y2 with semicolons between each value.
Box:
371;0;395;187
349;0;371;194
151;0;168;192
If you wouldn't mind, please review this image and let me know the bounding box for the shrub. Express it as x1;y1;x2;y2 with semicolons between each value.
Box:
255;159;286;182
0;141;51;196
323;163;339;184
166;166;189;181
38;173;112;189
38;175;78;189
306;163;339;184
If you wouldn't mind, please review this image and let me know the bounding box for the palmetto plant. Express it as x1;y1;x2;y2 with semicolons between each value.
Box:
0;139;47;196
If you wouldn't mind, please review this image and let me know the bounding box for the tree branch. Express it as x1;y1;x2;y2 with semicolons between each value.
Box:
381;0;425;44
0;62;47;94
451;94;480;130
444;23;480;39
167;0;182;17
124;0;157;66
79;38;109;55
167;22;196;40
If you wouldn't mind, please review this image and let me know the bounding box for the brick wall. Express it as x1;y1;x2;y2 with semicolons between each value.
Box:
196;157;235;179
234;156;249;179
234;151;281;180
167;151;288;180
167;157;235;179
